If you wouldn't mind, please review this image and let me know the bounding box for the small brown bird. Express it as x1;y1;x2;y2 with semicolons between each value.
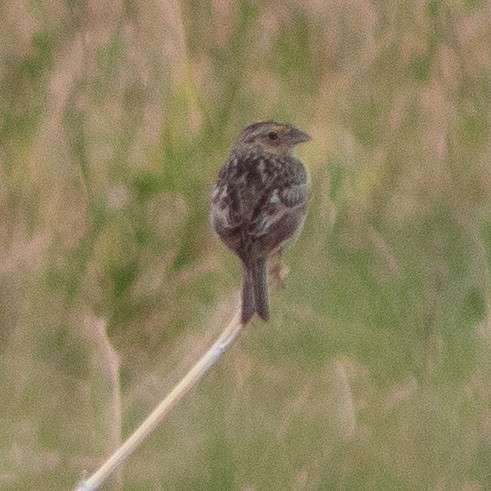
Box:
210;121;311;324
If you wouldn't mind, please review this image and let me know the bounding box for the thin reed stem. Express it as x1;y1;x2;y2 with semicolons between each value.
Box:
74;308;243;491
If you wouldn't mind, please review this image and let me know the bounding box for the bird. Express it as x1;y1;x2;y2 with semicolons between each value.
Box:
210;121;311;325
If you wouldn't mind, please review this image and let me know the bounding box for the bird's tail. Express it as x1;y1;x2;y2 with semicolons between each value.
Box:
241;258;269;325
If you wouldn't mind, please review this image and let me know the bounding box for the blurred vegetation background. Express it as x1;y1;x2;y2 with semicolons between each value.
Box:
1;1;491;490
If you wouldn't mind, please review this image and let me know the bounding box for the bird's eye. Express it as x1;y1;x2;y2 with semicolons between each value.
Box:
267;131;278;141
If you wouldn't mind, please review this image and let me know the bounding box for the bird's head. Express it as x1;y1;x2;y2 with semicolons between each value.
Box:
234;121;311;156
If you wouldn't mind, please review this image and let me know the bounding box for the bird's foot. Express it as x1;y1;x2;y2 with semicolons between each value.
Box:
269;251;289;290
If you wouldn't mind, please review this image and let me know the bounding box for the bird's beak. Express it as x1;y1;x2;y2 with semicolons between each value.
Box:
289;127;311;145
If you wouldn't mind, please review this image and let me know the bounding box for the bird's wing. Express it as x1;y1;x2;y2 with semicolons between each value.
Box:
211;186;236;229
278;182;309;208
252;182;308;237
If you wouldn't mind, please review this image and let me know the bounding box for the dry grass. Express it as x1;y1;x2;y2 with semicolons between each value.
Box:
1;1;491;490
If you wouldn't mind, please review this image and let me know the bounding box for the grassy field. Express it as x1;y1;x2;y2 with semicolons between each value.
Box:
1;1;491;490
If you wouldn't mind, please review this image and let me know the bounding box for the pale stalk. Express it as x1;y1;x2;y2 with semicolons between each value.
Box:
74;308;242;491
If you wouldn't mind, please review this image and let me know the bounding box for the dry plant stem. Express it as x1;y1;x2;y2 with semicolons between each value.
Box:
74;308;243;491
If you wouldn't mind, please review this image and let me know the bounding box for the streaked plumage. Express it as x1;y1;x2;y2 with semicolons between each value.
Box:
211;121;310;324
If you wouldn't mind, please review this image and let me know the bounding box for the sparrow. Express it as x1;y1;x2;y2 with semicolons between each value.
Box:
211;121;311;325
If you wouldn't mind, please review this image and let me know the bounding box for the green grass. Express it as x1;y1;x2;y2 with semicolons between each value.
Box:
1;1;491;490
